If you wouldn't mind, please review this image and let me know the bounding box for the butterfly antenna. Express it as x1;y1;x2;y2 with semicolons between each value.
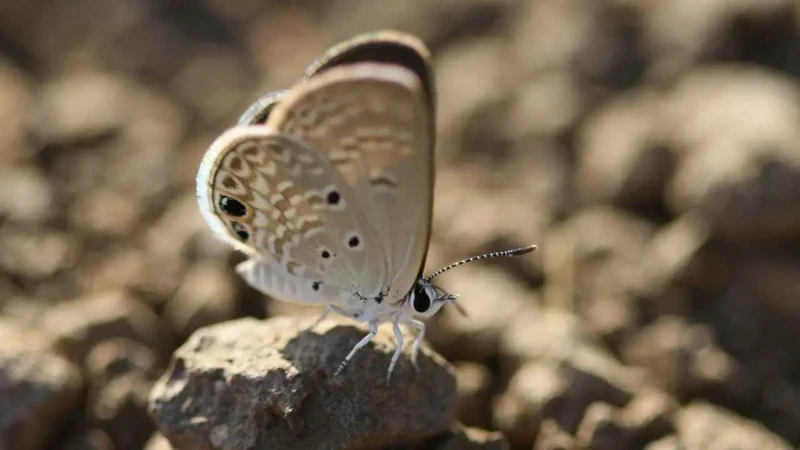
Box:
425;244;537;281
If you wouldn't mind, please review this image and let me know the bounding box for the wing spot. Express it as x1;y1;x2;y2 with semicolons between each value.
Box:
231;222;249;241
327;190;340;205
219;196;247;217
222;176;238;190
345;232;363;251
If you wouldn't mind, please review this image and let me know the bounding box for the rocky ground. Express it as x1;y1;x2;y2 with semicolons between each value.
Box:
2;1;800;449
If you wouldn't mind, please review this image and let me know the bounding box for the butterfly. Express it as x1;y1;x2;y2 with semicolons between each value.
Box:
196;30;536;383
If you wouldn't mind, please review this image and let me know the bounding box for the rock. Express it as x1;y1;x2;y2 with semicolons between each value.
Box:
577;88;672;211
0;60;34;164
61;429;115;450
671;402;793;449
540;207;653;339
428;265;537;363
533;419;576;450
662;67;800;243
454;362;493;428
144;433;174;450
576;402;635;450
494;347;639;449
427;424;509;450
637;0;798;80
0;166;54;223
149;317;456;450
0;319;84;450
620;316;738;399
162;262;237;338
37;290;174;364
84;340;161;450
618;388;677;445
31;72;127;147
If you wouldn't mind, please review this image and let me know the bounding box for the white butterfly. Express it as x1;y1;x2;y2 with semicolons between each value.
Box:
196;30;536;382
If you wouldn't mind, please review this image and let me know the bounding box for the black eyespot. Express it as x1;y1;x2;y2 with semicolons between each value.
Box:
312;281;322;291
327;190;340;205
219;196;247;217
412;287;432;313
321;250;331;259
231;222;249;241
348;235;360;248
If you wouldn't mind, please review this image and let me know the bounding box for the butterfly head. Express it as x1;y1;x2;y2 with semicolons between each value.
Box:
407;278;460;318
407;245;538;318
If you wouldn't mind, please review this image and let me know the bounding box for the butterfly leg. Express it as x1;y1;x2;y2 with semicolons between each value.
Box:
334;321;378;377
306;305;350;331
305;305;332;331
386;320;404;384
408;319;426;370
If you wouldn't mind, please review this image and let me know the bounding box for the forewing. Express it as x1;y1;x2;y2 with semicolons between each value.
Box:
265;62;434;301
196;127;373;305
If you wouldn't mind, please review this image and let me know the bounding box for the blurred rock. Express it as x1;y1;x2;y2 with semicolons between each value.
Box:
0;319;84;450
149;317;456;450
428;265;536;363
494;346;640;449
576;402;635;450
37;290;174;364
541;207;654;349
427;423;508;450
0;60;34;164
0;228;78;280
144;433;174;450
637;0;798;80
31;71;126;147
533;419;576;450
500;307;591;369
162;263;237;338
669;401;793;449
86;338;160;387
454;362;493;428
636;213;711;316
89;372;154;450
0;166;53;224
69;187;142;237
577;88;672;211
61;429;115;450
663;67;800;243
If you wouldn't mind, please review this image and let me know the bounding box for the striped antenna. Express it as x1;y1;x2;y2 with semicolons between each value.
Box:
425;244;537;281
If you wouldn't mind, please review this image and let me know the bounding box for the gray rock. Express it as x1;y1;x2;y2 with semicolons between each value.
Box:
149;317;456;450
0;319;84;450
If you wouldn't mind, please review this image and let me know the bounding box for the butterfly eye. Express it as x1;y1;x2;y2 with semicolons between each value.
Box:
219;196;247;217
412;287;432;313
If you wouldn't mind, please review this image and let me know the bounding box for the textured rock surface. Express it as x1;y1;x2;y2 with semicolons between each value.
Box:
149;317;457;450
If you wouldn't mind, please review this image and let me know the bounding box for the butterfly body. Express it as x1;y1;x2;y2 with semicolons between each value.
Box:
197;31;535;383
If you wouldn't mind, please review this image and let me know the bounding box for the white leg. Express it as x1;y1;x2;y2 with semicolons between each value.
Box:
334;321;378;376
306;305;350;331
408;319;426;370
386;321;404;384
305;305;331;331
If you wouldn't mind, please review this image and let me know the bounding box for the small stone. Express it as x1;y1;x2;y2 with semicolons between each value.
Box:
61;429;114;450
429;423;509;450
149;317;456;450
143;433;174;450
0;319;84;450
674;401;793;449
533;419;577;450
37;289;174;364
454;362;493;428
162;262;237;338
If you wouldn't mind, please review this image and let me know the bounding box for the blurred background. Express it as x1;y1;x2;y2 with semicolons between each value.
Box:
1;0;800;449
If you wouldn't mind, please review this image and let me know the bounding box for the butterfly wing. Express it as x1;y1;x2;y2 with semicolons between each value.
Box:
264;62;433;302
